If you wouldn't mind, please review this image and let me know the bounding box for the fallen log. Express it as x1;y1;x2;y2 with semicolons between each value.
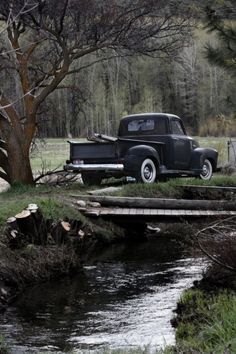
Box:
181;185;236;193
71;195;236;211
180;185;236;200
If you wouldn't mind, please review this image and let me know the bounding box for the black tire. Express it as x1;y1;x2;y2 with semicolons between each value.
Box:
135;158;157;183
199;159;213;181
81;172;103;186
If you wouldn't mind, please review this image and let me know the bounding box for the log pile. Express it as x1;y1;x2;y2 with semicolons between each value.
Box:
5;204;85;249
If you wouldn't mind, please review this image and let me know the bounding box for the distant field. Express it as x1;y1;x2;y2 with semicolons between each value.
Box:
196;136;234;166
30;138;69;172
30;136;234;173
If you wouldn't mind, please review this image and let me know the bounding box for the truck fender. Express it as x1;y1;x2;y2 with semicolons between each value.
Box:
123;145;160;173
190;148;218;171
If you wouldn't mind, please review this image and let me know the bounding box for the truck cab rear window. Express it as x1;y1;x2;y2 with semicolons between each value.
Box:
128;119;154;132
120;116;167;136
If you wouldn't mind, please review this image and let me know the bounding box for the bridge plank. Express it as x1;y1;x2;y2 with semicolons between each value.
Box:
84;207;236;218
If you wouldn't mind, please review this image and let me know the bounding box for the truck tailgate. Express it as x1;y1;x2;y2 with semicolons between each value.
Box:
69;141;117;161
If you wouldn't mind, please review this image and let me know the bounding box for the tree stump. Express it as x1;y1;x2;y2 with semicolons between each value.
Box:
51;221;71;245
26;204;47;244
15;210;39;244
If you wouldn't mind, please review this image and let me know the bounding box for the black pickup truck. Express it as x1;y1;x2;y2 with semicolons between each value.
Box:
64;113;218;185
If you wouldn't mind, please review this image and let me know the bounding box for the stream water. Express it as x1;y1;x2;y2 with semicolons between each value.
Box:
0;236;204;353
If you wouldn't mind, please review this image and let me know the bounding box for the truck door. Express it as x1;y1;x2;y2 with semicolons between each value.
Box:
170;118;191;170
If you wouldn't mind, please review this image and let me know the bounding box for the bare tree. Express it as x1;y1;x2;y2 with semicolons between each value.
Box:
0;0;193;185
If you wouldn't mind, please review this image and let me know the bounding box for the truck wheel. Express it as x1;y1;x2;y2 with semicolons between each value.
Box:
136;158;157;183
81;172;102;186
199;159;213;181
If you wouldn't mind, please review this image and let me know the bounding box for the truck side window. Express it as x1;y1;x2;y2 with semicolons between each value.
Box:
171;120;185;135
156;117;167;135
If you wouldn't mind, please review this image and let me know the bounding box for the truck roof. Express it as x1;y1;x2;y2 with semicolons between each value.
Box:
120;113;180;122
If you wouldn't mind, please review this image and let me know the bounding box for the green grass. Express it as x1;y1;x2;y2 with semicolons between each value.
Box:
114;175;236;198
30;138;70;171
175;289;236;353
196;136;232;166
30;138;88;171
0;183;87;228
0;335;8;354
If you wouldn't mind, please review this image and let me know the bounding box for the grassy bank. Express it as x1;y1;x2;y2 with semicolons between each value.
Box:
0;335;8;354
173;288;236;353
113;175;236;199
0;184;126;314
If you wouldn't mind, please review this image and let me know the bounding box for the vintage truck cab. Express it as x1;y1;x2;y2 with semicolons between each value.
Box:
64;113;218;185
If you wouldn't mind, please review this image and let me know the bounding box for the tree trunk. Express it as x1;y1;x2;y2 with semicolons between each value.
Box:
7;133;35;185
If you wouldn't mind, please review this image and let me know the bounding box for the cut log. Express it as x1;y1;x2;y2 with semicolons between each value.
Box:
6;216;18;230
51;221;71;244
78;229;85;238
72;195;236;211
15;210;39;244
181;185;236;193
27;203;39;211
77;200;87;208
15;210;31;219
68;219;83;237
5;227;26;249
27;205;47;245
9;230;18;238
61;221;71;232
5;217;22;248
87;201;101;208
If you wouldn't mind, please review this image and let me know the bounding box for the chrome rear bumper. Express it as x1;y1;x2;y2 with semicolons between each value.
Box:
64;163;124;172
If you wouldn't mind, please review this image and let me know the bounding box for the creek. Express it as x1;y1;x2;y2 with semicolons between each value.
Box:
0;235;204;353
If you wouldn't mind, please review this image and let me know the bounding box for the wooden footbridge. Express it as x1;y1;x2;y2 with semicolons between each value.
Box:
73;185;236;223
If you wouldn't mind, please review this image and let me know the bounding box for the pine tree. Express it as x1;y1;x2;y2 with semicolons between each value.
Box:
205;2;236;75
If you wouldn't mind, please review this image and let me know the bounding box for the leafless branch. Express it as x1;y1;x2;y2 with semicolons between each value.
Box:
35;168;78;185
0;1;39;36
195;217;236;272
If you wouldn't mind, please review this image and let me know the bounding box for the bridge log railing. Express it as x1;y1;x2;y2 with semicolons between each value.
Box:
72;195;236;211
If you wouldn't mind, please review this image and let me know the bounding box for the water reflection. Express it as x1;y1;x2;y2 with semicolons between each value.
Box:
0;237;204;353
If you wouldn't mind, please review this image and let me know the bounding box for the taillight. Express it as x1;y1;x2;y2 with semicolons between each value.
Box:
73;159;84;165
